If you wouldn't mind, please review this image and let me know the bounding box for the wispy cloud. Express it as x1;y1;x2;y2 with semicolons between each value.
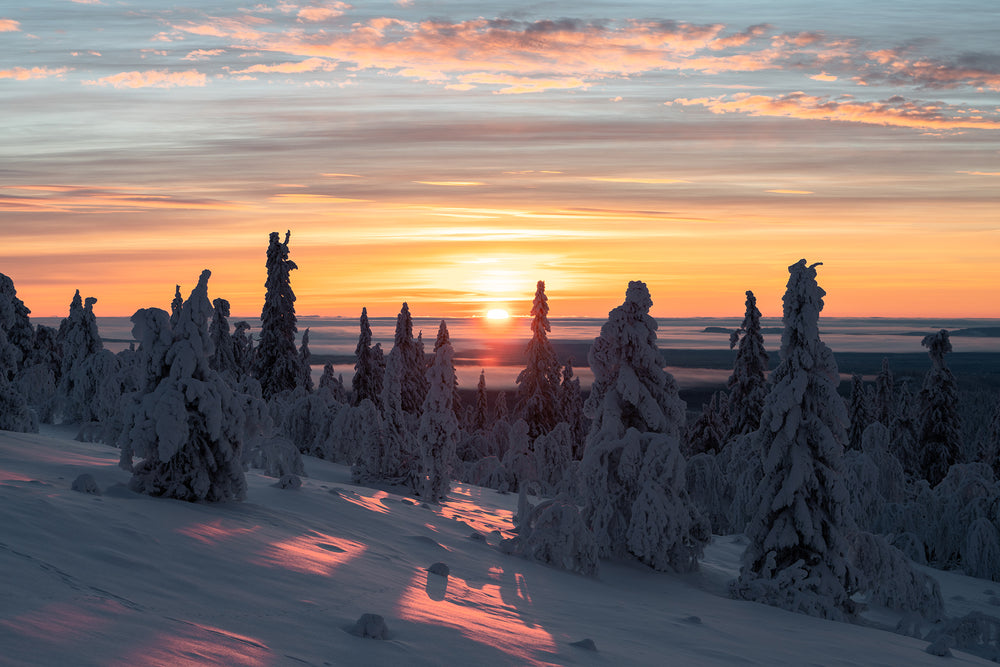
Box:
766;189;814;194
0;185;248;213
84;69;207;88
232;57;336;74
0;18;20;31
413;181;486;187
296;3;350;22
585;177;688;184
0;66;69;80
957;170;1000;176
671;92;1000;130
269;193;369;204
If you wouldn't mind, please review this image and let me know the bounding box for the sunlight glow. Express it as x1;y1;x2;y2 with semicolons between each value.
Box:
397;567;557;665
486;308;509;320
253;531;366;576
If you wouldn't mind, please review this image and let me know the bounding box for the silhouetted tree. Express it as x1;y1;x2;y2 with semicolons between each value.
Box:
516;280;562;439
254;230;302;399
727;290;769;437
917;329;962;486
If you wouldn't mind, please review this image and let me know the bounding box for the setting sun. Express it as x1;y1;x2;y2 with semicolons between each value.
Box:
486;309;510;320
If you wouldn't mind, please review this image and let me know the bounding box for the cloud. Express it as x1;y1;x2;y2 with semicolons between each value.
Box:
585;177;688;184
810;72;837;81
413;181;486;186
84;69;207;88
0;66;69;80
269;193;369;203
183;49;226;61
861;48;1000;91
232;57;336;74
297;3;350;22
766;189;814;194
0;185;248;213
957;170;1000;176
671;92;1000;130
0;18;20;31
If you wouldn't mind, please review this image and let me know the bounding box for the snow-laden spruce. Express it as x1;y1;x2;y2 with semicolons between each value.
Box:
579;281;706;571
119;270;247;502
558;360;586;459
727;290;770;438
917;329;962;487
393;302;427;415
55;290;104;423
417;321;459;502
353;307;384;406
0;274;37;433
515;280;562;439
500;497;600;576
731;260;856;621
254;230;303;399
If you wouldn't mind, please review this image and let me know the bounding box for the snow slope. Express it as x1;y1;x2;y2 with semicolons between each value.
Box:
1;428;997;666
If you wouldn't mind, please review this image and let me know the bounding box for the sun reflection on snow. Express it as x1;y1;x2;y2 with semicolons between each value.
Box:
332;488;392;515
397;567;557;665
112;620;271;667
436;485;515;535
176;519;260;545
253;531;366;576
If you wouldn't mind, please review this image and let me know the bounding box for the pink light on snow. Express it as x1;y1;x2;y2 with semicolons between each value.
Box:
397;566;558;665
112;620;271;667
252;530;366;576
0;600;119;643
176;519;261;545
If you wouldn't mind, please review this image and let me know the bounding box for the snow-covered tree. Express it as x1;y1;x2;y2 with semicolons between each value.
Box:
353;307;384;405
0;275;37;432
318;362;350;404
472;369;490;432
121;270;247;502
986;397;1000;480
434;320;462;420
56;290;103;423
847;373;875;451
208;298;238;378
298;327;314;392
232;320;255;377
500;497;600;576
493;390;509;424
917;329;962;487
583;280;685;444
416;321;459;502
558;360;586;459
393;302;427;414
254;230;302;399
731;260;856;621
727;290;770;438
579;282;704;569
873;357;895;427
169;284;183;329
684;391;730;457
515;281;562;439
0;273;34;371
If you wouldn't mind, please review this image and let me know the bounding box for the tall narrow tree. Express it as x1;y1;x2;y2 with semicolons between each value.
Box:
917;329;962;487
393;302;427;414
473;369;490;432
732;260;856;621
516;280;562;439
353;307;384;405
254;230;302;399
727;290;769;438
417;320;459;502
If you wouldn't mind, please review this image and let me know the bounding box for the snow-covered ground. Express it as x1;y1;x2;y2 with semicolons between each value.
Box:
1;428;997;666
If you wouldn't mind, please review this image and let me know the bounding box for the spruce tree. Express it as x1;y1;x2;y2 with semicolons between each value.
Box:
254;230;302;399
873;357;895;427
298;327;314;392
558;359;586;459
387;303;425;414
208;297;237;377
0;275;37;432
579;281;704;569
731;260;856;621
846;373;875;451
417;320;459;502
353;307;383;405
56;290;103;422
0;273;34;370
917;329;962;487
727;290;769;437
515;280;562;439
473;369;490;432
122;270;247;502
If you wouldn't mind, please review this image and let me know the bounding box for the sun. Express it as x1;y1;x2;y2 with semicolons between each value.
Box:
486;308;510;320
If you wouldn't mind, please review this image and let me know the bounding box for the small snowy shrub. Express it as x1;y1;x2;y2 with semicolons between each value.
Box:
500;497;600;576
849;531;943;620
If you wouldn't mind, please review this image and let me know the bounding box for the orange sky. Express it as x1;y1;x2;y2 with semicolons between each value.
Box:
2;1;997;319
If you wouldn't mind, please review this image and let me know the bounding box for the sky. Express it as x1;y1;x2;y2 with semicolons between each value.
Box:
2;0;998;319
